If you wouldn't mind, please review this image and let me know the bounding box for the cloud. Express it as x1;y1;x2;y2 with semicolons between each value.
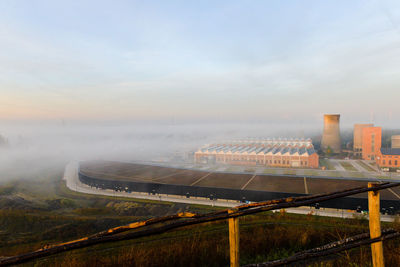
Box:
0;1;400;126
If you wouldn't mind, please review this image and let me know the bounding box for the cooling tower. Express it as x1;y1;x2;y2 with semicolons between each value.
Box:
321;114;341;153
392;135;400;149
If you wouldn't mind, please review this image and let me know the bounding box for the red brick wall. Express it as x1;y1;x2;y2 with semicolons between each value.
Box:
195;150;320;168
308;153;319;168
362;127;382;160
377;151;400;168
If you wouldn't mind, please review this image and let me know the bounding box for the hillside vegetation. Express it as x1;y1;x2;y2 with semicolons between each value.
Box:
0;168;400;266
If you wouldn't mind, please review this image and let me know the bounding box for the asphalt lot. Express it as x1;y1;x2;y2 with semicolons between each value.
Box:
165;159;400;180
65;161;400;222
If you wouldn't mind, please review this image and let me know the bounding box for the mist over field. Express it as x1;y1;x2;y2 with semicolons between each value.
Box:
0;120;324;182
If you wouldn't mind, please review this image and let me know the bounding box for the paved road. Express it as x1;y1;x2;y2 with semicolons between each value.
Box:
63;161;399;222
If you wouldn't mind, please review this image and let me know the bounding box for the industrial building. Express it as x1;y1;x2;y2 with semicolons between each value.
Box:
353;124;374;158
354;126;400;171
361;127;382;161
321;114;341;153
376;148;400;170
194;138;319;168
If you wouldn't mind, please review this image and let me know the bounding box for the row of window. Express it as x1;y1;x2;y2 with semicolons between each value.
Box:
241;159;308;166
382;160;399;166
213;157;308;160
208;157;309;166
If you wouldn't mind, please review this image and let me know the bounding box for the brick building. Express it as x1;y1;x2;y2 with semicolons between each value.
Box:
353;124;374;158
376;148;400;170
361;127;382;161
194;138;319;168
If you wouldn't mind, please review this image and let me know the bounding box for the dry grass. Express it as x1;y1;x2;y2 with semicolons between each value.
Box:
319;159;335;170
3;168;400;267
19;212;400;267
357;161;377;172
340;162;358;172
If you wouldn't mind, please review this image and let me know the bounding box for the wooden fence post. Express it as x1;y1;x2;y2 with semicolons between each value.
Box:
368;182;384;267
228;209;239;267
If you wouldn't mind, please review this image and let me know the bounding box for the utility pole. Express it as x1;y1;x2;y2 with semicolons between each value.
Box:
368;183;384;267
228;209;239;267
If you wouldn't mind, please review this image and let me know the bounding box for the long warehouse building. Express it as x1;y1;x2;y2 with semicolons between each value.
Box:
194;138;319;168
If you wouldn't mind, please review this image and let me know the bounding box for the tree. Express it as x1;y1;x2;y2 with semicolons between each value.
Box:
325;146;332;156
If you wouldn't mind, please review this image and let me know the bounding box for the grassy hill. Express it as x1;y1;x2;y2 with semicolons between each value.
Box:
1;168;400;266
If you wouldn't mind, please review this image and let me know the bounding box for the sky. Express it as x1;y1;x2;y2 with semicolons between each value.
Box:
1;0;400;126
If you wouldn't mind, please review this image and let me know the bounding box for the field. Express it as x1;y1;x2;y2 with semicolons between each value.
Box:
0;168;217;259
18;212;400;267
282;169;298;175
357;160;377;172
340;161;358;172
319;159;335;170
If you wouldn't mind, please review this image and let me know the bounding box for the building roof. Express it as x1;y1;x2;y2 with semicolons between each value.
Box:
255;147;265;154
224;137;313;147
281;147;290;155
196;138;318;157
307;148;316;155
380;148;400;156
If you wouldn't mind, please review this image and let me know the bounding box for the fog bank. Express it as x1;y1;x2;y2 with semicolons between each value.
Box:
0;120;324;182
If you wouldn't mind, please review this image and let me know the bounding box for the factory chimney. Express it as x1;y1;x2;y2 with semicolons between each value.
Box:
321;114;341;153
